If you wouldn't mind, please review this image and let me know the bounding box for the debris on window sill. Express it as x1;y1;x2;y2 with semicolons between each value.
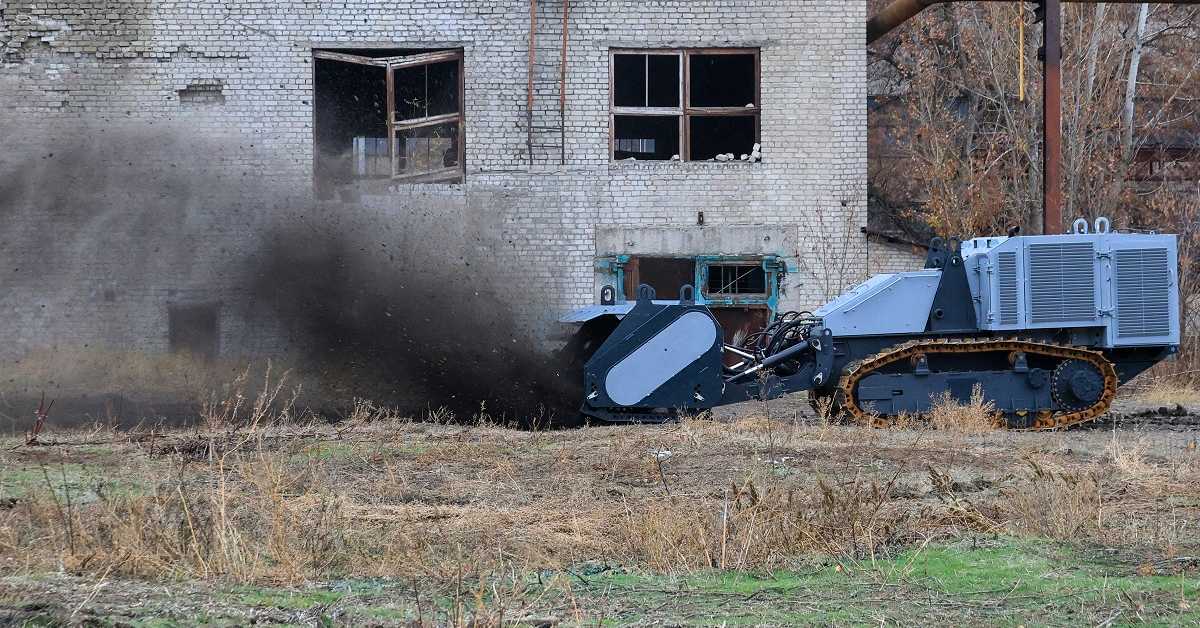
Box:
609;158;761;167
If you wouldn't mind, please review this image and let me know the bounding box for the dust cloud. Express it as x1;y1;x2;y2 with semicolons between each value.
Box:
0;119;583;428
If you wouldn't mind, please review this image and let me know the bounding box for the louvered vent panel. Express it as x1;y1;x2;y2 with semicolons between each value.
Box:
1028;242;1095;323
1115;248;1172;338
996;252;1019;325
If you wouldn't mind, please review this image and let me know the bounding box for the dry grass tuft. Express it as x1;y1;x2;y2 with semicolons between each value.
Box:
927;386;1000;435
998;455;1101;540
1;375;1197;595
1134;379;1200;407
625;475;910;571
1103;434;1161;483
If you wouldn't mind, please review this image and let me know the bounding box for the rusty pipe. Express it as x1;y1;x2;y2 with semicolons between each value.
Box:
868;0;1200;44
867;0;945;45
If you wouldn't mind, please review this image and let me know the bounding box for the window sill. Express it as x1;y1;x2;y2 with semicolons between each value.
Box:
608;159;763;170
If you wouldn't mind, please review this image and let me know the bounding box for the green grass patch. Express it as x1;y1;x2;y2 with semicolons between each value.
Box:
0;461;144;502
566;539;1199;626
895;538;1198;596
232;586;344;610
290;442;359;462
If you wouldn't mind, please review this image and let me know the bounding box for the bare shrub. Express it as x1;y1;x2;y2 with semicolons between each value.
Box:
927;386;1000;435
200;362;300;432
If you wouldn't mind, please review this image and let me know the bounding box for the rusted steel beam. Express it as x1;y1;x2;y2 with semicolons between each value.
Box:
1043;0;1063;234
868;0;1200;45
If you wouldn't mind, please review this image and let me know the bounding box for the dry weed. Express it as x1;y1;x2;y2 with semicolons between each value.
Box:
998;455;1101;539
624;475;909;571
346;398;407;426
927;386;1000;435
885;412;922;431
4;374;1197;598
1104;433;1161;483
200;362;301;431
1134;380;1200;407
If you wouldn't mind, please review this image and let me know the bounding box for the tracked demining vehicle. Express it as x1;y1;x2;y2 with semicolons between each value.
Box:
563;219;1181;429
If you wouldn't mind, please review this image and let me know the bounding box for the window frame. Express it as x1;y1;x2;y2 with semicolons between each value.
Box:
598;254;785;310
313;48;466;184
700;260;770;300
609;48;761;162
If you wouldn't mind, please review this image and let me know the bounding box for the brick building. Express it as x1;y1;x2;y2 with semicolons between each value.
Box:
0;2;915;388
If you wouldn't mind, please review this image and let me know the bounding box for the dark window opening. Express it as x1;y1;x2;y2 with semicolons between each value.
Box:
624;257;696;300
611;49;759;162
314;47;464;195
689;54;756;107
706;264;767;295
712;307;773;363
689;116;757;161
394;60;460;119
614;116;680;160
168;304;219;361
315;58;388;189
614;53;680;108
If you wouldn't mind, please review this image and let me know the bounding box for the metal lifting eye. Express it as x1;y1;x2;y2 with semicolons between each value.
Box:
680;284;695;305
600;285;616;306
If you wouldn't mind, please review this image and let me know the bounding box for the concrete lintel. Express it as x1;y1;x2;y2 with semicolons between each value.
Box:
597;224;800;258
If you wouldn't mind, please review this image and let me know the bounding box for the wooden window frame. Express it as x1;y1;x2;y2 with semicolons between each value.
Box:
609;48;760;162
313;48;466;184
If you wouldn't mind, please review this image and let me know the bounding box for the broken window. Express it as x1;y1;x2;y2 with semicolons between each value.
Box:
622;257;697;300
314;48;464;191
704;263;768;296
610;49;759;162
614;256;776;356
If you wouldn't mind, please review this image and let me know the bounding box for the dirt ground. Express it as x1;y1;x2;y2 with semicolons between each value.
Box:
0;392;1197;626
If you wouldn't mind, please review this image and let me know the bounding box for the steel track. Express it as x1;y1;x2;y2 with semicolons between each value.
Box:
833;337;1119;431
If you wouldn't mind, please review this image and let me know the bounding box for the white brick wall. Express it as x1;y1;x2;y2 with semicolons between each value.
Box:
0;0;867;359
869;238;927;275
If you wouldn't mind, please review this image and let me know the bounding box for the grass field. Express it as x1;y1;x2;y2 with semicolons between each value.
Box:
0;391;1198;626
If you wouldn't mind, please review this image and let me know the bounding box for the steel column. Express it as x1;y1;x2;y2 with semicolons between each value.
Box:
1042;0;1063;234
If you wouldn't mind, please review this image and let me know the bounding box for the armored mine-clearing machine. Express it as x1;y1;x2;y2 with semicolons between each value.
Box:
565;219;1180;429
